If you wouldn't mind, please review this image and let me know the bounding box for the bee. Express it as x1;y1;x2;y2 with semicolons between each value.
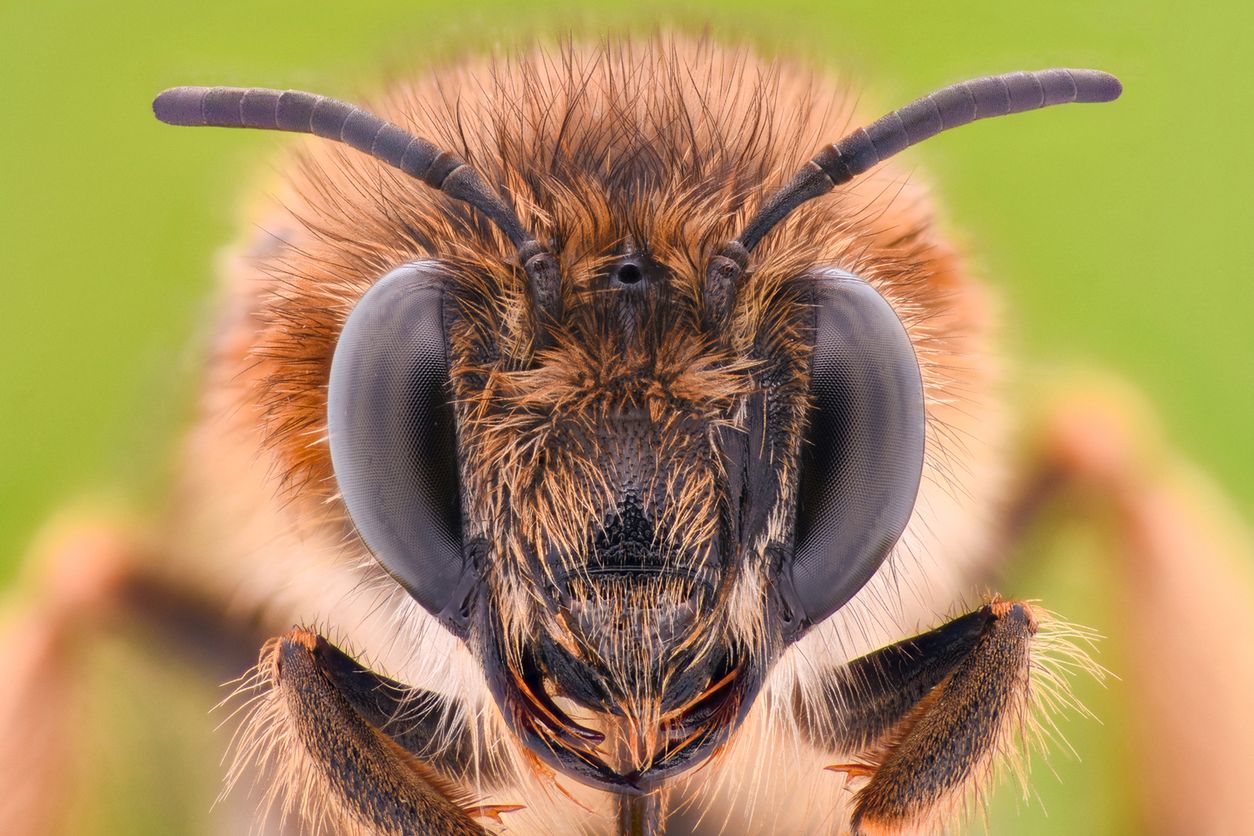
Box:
4;35;1253;836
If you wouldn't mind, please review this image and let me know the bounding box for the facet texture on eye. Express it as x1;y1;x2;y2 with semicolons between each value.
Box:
782;269;926;635
327;261;469;629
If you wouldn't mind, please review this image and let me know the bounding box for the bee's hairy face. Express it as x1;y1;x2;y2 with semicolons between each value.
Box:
326;203;826;787
322;183;925;788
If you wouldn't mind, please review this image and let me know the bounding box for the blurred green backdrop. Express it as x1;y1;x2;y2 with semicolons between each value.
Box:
1;1;1250;834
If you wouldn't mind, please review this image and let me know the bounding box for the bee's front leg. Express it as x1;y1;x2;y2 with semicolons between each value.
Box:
242;629;521;835
796;600;1045;835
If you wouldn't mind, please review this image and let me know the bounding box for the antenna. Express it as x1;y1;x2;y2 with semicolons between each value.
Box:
703;68;1122;326
153;86;562;331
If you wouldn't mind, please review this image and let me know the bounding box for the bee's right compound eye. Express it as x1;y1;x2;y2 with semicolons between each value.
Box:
327;262;473;633
777;269;926;641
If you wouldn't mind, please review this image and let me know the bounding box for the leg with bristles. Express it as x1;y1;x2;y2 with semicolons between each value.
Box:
797;601;1054;835
236;628;521;835
916;378;1254;834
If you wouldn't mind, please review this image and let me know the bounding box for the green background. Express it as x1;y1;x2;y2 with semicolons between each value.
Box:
1;1;1250;833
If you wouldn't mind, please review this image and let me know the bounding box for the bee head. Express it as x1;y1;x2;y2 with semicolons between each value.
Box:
154;42;1119;792
322;223;918;789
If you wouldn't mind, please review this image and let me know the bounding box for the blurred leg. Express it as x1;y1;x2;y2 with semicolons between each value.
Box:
0;512;263;835
1033;384;1254;836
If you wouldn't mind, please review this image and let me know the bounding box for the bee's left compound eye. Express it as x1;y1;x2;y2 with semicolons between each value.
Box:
327;262;472;633
778;269;926;640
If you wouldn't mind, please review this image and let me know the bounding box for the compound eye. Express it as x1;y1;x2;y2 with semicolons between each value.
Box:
779;269;925;639
327;262;470;632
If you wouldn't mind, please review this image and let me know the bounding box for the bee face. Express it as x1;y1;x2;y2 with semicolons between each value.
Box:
328;167;818;786
155;37;1119;803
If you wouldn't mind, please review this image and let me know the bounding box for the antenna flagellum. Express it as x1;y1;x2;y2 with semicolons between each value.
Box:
152;86;562;336
703;68;1122;329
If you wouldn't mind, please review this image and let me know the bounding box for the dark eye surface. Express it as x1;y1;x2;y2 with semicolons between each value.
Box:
327;262;469;630
780;269;925;638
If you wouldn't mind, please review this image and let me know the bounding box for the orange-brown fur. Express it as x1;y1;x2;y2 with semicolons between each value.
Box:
165;36;1012;833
